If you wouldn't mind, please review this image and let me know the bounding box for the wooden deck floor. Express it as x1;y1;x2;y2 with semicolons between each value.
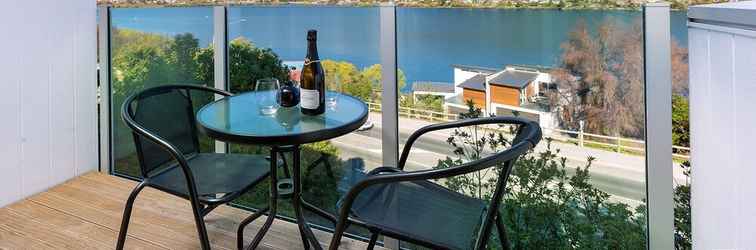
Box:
0;172;380;250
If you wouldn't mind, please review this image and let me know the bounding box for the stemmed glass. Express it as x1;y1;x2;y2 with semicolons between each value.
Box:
256;78;280;115
326;73;342;110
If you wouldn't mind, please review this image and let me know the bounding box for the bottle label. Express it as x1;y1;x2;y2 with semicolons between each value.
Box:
300;89;319;109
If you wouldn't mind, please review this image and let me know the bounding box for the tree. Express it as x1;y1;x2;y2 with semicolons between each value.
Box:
226;37;290;93
359;64;407;93
674;161;692;250
321;60;408;102
550;18;689;139
322;60;372;101
672;94;690;148
167;33;201;83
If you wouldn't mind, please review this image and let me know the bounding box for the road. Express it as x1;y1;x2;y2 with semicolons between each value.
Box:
329;113;687;205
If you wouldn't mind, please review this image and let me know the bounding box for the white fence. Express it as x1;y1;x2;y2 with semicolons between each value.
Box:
367;102;691;159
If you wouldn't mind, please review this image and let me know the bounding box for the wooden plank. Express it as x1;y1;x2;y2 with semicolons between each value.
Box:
78;173;379;250
3;173;380;250
56;177;240;250
72;175;293;249
31;184;220;250
6;200;162;250
0;208;51;249
0;207;101;249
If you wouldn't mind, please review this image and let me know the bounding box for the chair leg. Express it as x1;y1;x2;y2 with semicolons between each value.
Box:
189;196;212;250
367;232;380;250
495;212;511;250
116;181;147;250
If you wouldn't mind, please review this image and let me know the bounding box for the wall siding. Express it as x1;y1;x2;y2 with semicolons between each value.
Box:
462;88;486;109
490;85;520;106
0;0;97;208
690;23;756;249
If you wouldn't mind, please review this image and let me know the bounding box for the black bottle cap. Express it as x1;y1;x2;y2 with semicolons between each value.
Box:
307;30;317;41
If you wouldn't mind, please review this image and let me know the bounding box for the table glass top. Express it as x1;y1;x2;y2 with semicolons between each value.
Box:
197;91;368;139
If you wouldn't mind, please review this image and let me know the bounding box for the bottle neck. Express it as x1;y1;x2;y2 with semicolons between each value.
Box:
306;40;319;61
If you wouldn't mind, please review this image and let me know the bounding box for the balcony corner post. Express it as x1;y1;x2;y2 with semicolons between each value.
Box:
379;1;400;249
643;3;675;250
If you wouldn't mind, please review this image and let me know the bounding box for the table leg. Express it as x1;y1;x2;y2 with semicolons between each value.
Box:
292;145;324;250
244;148;279;250
237;206;269;250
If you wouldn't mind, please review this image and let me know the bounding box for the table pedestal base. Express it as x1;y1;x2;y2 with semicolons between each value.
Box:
238;145;325;250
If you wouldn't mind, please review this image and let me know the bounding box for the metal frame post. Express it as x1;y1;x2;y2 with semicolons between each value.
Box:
380;2;400;249
213;6;228;154
643;3;674;250
97;5;111;173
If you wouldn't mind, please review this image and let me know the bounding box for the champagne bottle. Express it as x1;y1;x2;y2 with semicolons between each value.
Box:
300;30;325;116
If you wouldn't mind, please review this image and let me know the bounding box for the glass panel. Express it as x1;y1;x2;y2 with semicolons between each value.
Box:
670;9;691;250
225;4;381;240
396;8;654;249
110;7;215;178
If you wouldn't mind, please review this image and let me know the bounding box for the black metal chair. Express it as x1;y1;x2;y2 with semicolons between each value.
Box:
117;84;271;250
328;117;542;250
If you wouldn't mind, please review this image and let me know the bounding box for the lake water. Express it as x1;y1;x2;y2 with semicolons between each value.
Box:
111;6;688;90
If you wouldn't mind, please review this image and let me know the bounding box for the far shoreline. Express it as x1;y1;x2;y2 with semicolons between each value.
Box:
98;1;697;11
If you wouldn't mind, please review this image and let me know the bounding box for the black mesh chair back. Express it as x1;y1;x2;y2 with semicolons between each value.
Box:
117;84;271;250
127;87;201;177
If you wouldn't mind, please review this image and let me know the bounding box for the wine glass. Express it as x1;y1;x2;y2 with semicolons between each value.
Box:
326;74;341;109
256;78;280;115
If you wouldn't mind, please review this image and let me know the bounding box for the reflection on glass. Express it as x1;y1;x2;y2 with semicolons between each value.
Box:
255;78;280;115
110;7;214;178
396;8;663;249
326;74;341;109
275;106;301;131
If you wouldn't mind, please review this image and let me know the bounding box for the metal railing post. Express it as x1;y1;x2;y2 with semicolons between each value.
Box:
213;6;228;154
643;3;674;250
380;2;400;249
97;5;111;173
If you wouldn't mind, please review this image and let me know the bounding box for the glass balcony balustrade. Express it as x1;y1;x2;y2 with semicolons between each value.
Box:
102;2;686;249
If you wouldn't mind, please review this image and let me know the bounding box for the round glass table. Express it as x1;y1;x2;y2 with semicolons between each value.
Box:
196;91;368;250
197;91;368;146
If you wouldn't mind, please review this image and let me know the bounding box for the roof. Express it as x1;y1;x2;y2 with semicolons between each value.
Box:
452;64;499;75
689;1;756;29
507;64;554;73
411;81;455;93
457;74;487;91
488;70;539;89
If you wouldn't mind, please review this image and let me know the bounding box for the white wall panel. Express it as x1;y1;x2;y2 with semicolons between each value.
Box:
0;2;23;207
20;0;53;196
689;21;756;250
75;0;99;176
0;0;97;208
732;34;756;248
49;0;77;185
